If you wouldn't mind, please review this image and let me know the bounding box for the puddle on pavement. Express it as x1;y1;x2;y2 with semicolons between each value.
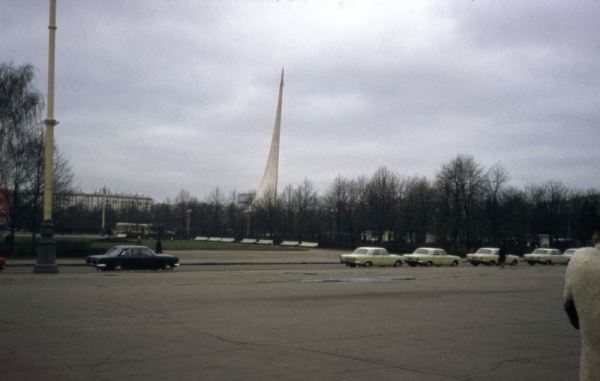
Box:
302;276;416;284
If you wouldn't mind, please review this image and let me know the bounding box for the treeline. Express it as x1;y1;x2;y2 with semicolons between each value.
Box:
48;154;600;255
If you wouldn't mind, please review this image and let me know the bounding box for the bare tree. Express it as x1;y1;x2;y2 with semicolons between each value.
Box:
367;167;403;242
484;162;510;244
252;187;280;238
0;63;42;147
403;176;434;245
294;179;318;241
325;175;350;245
0;63;44;252
280;184;295;239
205;187;225;236
435;154;486;251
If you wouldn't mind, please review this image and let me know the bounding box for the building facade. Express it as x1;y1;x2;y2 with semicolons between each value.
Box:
55;192;153;212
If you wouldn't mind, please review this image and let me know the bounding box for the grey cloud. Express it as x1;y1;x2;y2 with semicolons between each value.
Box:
2;0;599;200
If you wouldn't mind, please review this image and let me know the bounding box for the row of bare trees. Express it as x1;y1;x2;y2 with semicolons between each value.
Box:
246;157;598;253
48;153;597;254
0;62;74;253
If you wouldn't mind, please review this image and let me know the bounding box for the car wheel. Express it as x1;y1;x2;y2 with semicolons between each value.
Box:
528;261;536;266
364;262;372;267
451;260;459;266
425;261;433;267
163;263;173;270
349;264;356;268
394;261;402;267
114;264;122;271
511;260;518;265
408;263;417;267
546;260;553;265
471;262;479;266
489;261;496;266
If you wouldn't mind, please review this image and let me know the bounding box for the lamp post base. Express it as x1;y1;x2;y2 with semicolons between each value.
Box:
34;220;59;273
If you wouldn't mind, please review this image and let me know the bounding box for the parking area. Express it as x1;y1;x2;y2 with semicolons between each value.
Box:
0;252;579;380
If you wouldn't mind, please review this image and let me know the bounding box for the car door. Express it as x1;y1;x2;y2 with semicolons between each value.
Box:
376;249;391;266
380;250;393;266
139;247;157;268
128;248;143;269
432;250;442;265
116;248;134;269
552;249;568;264
370;249;382;266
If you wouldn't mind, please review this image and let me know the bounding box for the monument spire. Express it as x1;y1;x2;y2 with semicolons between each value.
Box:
254;68;284;203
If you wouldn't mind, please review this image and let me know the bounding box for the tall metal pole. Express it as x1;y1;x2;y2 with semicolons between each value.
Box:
186;209;191;240
35;0;59;273
101;187;107;235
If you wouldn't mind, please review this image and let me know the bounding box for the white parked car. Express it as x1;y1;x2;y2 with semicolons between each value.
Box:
466;247;520;266
339;247;404;267
563;248;578;256
403;247;460;267
524;248;570;265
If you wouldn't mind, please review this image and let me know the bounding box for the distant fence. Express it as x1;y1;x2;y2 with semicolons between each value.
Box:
190;237;318;248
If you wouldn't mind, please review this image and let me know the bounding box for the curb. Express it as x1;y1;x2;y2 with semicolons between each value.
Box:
6;261;341;268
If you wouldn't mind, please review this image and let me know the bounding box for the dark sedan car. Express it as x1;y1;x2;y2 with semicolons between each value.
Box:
87;245;179;271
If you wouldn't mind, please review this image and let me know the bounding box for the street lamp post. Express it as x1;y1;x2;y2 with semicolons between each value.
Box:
35;0;59;273
186;209;192;240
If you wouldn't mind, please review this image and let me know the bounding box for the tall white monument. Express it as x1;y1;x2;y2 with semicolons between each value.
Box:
254;69;284;203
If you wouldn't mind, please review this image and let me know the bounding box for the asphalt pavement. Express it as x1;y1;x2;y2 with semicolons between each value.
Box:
0;250;580;380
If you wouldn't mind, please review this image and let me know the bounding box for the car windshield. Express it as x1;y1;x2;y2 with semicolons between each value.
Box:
104;247;122;256
353;248;368;254
476;249;492;254
565;249;576;254
414;248;429;254
532;249;547;254
140;248;155;257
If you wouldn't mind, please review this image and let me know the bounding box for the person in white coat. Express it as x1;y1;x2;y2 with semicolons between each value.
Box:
564;233;600;381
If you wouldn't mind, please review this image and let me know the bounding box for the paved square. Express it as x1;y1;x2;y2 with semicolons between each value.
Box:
0;256;579;380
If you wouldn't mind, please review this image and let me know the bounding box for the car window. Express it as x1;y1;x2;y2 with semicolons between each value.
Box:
140;248;154;257
354;248;368;255
119;249;129;257
476;248;492;254
532;249;547;254
130;248;142;257
106;247;121;256
415;248;429;254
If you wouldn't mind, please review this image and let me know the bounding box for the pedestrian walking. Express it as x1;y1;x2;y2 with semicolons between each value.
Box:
499;240;507;269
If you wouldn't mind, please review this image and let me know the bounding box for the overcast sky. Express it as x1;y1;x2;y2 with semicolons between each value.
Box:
2;0;599;201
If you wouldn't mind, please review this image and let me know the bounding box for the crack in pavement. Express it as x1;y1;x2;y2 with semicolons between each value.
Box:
295;346;463;380
464;353;579;380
